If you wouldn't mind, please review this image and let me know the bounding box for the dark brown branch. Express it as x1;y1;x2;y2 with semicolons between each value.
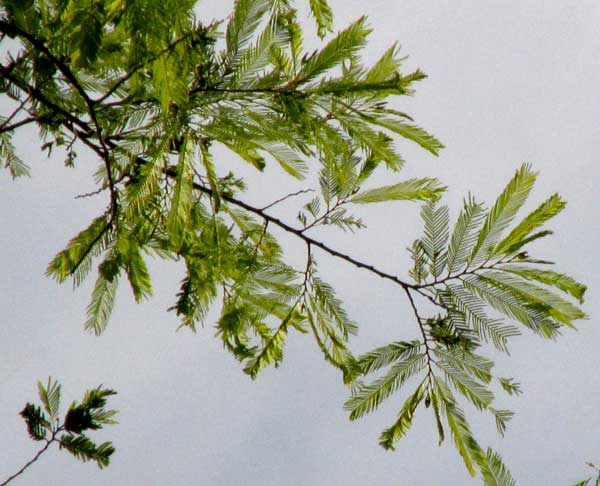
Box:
403;287;435;380
0;116;36;134
185;176;416;290
1;20;119;219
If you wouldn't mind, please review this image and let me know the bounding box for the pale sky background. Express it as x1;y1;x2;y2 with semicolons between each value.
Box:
1;1;599;485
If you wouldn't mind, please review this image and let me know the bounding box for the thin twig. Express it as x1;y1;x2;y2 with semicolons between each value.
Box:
261;189;314;211
404;287;435;380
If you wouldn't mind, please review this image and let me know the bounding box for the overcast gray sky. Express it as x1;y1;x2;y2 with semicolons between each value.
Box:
1;1;599;485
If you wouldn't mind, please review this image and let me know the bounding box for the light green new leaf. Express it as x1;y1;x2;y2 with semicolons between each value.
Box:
481;270;587;328
438;361;494;410
243;319;289;379
378;378;428;450
462;274;561;338
362;115;444;156
228;15;290;87
469;164;537;265
481;448;516;486
46;216;112;285
499;265;587;304
364;43;402;83
488;408;514;437
421;202;450;278
345;353;425;420
296;17;371;83
446;195;485;274
166;140;194;236
256;141;308;179
445;401;481;476
494;193;566;255
118;239;152;303
498;377;522;396
200;143;221;211
311;276;358;338
442;284;520;353
38;377;61;420
435;348;493;384
350;177;445;204
1;132;31;178
85;266;120;336
354;340;422;376
309;0;334;38
226;0;270;56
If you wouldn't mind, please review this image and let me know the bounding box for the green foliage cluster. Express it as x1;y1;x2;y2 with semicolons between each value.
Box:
6;378;117;482
0;0;588;484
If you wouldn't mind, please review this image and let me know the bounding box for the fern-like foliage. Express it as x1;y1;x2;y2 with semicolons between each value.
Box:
346;164;586;483
12;378;118;481
0;2;588;485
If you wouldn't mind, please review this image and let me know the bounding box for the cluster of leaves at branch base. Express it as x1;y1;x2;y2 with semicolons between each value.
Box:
19;378;117;470
410;164;586;344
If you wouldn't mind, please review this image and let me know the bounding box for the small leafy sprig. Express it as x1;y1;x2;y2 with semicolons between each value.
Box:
1;378;117;485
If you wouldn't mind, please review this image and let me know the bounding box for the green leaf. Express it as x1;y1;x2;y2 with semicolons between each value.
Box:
435;348;493;384
420;202;450;278
85;259;120;336
0;132;30;178
59;434;115;469
351;178;444;204
494;193;566;256
437;360;494;410
354;340;422;376
46;216;112;286
38;377;61;420
308;0;334;38
446;195;485;274
359;114;444;156
572;480;591;486
225;0;270;57
378;378;428;450
444;401;480;476
498;377;522;396
243;304;300;379
462;274;561;338
295;17;371;83
499;265;587;304
118;238;152;303
345;353;425;420
488;408;514;437
480;448;516;486
20;403;50;441
469;164;537;265
166;139;194;238
480;270;587;328
442;284;520;353
364;43;402;83
227;15;290;88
